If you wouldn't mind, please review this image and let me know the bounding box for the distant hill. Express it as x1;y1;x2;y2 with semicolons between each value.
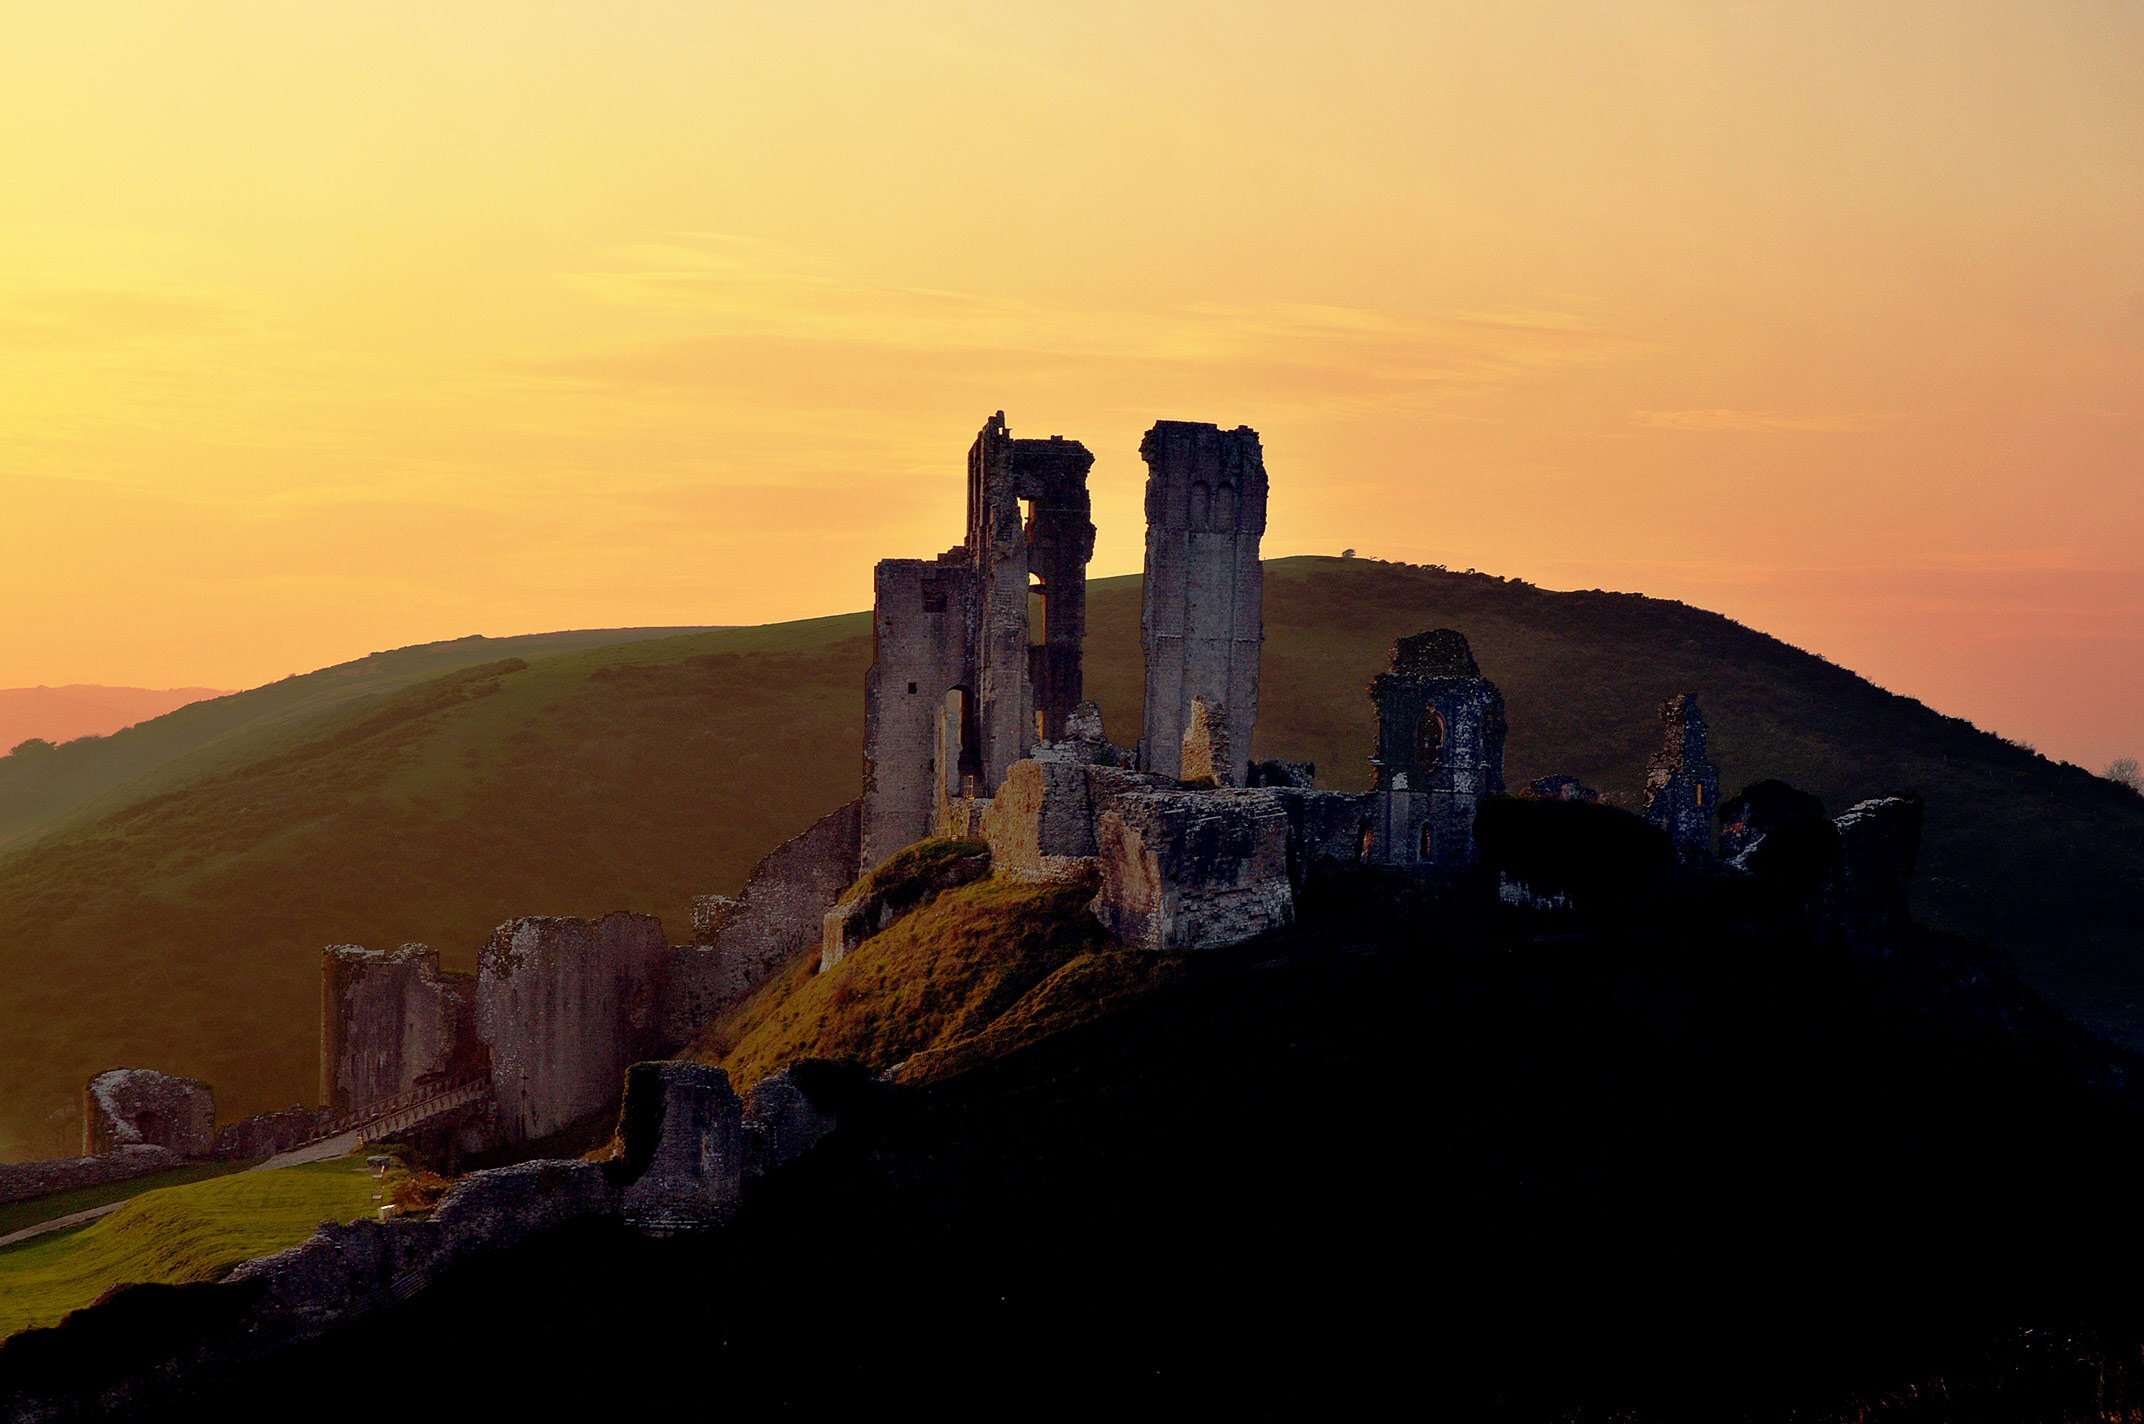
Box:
0;686;228;756
0;557;2137;1161
0;629;709;855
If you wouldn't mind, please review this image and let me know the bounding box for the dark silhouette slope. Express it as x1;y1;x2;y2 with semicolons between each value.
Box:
10;875;2144;1421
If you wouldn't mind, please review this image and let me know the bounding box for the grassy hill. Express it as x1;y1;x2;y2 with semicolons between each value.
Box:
0;687;229;757
0;628;707;855
0;556;2138;1161
0;1156;387;1339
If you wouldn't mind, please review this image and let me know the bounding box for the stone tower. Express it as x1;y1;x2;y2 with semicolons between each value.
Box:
1642;693;1721;865
860;413;1095;870
1138;420;1267;784
1364;630;1507;872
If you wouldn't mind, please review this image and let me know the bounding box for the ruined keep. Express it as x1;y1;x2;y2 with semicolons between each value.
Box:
1364;630;1507;871
1643;693;1721;865
861;413;1095;870
1139;421;1268;784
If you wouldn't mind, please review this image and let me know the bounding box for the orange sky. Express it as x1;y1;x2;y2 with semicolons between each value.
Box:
2;2;2138;768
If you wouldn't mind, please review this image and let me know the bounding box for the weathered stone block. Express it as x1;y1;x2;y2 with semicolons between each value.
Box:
1092;789;1295;951
981;757;1104;882
1249;759;1317;789
1271;788;1371;885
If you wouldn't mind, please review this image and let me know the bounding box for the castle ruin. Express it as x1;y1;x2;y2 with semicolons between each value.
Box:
860;414;1095;870
15;406;1931;1248
1643;693;1721;866
1363;630;1508;871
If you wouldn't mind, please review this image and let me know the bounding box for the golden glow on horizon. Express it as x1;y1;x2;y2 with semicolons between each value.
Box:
1;2;2138;764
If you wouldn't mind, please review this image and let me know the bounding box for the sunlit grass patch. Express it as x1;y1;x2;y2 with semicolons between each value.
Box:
0;1155;390;1339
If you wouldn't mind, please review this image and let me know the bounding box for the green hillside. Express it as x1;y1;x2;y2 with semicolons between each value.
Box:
0;627;708;854
0;557;2138;1161
0;1156;387;1339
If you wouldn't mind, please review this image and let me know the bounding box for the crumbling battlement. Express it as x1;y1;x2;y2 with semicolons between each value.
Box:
320;944;481;1115
84;1069;215;1157
676;798;863;1034
861;413;1096;870
1139;420;1268;784
1643;693;1722;865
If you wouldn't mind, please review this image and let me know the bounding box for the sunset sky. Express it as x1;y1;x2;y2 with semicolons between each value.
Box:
2;2;2138;768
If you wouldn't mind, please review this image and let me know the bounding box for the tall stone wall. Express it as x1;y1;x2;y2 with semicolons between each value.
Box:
1139;420;1267;783
319;944;480;1114
476;912;672;1143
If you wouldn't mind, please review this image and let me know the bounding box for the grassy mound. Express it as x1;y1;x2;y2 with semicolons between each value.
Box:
697;877;1117;1089
0;1160;253;1239
0;1156;389;1339
2;556;2139;1159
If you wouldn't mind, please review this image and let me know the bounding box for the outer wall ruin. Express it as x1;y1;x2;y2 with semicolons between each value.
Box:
84;1069;216;1157
321;944;480;1114
1139;421;1268;784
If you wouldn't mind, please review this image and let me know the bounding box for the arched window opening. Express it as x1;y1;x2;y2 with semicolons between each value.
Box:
1214;480;1238;528
1028;573;1047;648
1189;481;1213;530
1415;707;1447;776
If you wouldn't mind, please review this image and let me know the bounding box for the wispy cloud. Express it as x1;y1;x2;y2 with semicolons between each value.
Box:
549;236;1659;423
1629;408;1898;433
